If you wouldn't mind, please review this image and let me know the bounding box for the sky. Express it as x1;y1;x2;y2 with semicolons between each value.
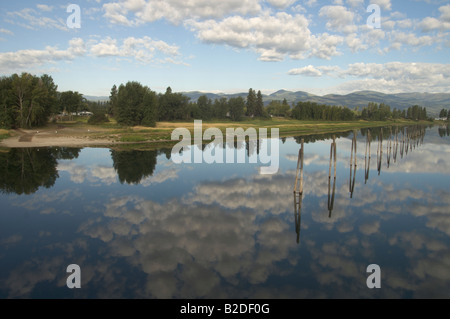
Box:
0;0;449;96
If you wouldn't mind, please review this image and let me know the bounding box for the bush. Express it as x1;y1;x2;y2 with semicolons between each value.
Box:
88;113;109;125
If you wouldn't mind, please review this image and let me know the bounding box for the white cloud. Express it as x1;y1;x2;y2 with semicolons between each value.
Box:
103;0;262;25
389;31;436;49
36;4;54;12
346;33;369;52
266;0;297;8
288;65;322;76
7;7;67;31
347;0;364;7
186;12;340;61
319;5;358;34
419;4;450;32
90;37;121;57
0;35;183;73
308;33;344;59
0;38;85;73
371;0;392;11
288;62;450;93
90;36;181;63
439;4;450;22
0;28;14;35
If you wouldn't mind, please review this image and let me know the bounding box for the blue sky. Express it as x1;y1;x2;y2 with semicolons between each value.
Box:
0;0;449;96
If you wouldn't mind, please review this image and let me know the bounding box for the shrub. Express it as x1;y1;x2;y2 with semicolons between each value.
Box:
88;113;109;125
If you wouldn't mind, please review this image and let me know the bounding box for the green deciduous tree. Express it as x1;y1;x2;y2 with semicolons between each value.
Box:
115;82;158;127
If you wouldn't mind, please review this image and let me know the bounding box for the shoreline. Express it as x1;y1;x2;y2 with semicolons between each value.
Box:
0;120;435;149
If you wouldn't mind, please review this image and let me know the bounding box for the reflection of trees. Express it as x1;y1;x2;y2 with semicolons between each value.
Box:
294;131;350;144
293;139;304;244
0;147;80;195
111;150;158;185
438;125;449;138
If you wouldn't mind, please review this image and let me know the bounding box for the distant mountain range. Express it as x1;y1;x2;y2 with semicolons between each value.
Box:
85;90;450;116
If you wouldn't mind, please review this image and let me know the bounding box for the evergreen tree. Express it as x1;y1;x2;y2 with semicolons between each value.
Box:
246;88;256;117
110;85;118;116
255;90;264;117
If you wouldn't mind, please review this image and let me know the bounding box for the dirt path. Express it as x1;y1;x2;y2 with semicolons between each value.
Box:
16;129;35;142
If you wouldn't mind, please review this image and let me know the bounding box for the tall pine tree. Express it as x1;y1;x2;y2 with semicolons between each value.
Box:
246;88;256;117
255;90;264;117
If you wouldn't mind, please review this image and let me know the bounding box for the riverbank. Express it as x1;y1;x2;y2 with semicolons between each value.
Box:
0;118;433;149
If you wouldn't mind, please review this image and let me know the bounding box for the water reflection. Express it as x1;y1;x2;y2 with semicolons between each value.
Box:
327;136;337;218
438;124;450;137
111;150;158;185
0;125;448;299
377;129;383;176
364;130;371;184
349;131;357;198
293;139;304;244
0;148;80;195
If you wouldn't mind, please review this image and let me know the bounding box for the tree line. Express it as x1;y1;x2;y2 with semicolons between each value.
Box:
360;103;430;121
0;72;437;129
0;73;94;129
109;84;272;126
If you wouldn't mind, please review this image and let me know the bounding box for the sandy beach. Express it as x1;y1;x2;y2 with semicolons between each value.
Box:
0;127;117;148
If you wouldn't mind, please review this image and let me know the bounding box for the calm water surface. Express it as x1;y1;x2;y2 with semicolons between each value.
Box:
0;125;449;299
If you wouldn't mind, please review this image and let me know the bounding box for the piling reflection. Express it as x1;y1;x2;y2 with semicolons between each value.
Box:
393;127;398;164
291;125;429;242
293;139;304;244
386;128;392;168
328;136;337;218
349;131;357;198
364;129;371;184
377;128;383;175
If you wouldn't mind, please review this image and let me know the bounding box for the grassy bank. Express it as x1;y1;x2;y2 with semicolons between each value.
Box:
0;129;10;141
0;117;434;151
102;118;430;143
